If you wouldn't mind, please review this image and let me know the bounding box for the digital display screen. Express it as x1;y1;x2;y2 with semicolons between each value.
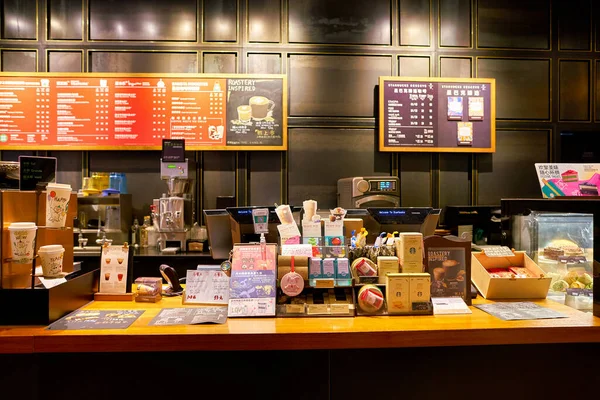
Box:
373;180;396;191
162;139;185;162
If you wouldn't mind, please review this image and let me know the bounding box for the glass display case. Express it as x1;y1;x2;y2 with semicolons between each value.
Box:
511;212;593;306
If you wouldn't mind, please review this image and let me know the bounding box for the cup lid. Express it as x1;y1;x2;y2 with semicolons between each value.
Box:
8;222;37;229
39;244;64;252
46;183;72;190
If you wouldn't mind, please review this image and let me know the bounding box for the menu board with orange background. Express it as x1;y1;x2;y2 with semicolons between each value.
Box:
0;73;286;151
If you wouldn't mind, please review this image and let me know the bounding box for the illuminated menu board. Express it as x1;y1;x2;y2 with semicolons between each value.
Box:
0;73;287;151
379;77;495;153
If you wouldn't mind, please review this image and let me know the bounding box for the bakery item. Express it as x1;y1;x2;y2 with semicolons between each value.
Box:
562;246;584;257
543;246;564;260
579;182;598;195
561;169;579;182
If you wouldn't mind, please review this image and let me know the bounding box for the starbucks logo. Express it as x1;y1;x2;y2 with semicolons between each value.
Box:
409;247;416;254
0;134;7;142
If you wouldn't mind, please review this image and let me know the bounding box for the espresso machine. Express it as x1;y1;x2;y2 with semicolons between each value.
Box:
153;158;193;252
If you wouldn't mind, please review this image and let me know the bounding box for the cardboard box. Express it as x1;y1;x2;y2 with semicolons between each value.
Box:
377;256;399;284
386;274;410;313
471;251;551;299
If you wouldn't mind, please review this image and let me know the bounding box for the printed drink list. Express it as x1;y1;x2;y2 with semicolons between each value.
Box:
0;74;285;150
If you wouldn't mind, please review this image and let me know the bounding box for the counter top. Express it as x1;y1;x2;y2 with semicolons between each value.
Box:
1;296;600;354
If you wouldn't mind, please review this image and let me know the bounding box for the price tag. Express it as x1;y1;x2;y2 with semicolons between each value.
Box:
330;304;350;314
285;304;305;314
314;278;335;289
39;277;67;289
307;304;328;315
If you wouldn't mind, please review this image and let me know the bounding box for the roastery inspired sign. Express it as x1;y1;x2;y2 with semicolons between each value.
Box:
379;77;495;153
0;73;286;151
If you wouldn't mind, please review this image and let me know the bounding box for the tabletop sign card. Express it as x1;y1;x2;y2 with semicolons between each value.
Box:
481;246;516;258
18;156;57;191
99;244;131;294
183;269;229;305
0;73;286;151
424;235;472;305
379;77;496;153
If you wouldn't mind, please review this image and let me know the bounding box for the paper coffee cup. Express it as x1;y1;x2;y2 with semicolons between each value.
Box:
38;244;65;277
275;204;295;225
303;200;317;222
8;222;37;263
45;183;72;227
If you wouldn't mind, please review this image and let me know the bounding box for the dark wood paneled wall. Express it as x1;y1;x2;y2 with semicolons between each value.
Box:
1;0;598;219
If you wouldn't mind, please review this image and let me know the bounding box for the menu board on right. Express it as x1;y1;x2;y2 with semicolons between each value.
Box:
379;77;496;153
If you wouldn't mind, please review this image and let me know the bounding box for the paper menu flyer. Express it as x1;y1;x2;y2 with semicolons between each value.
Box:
432;297;471;315
184;269;229;305
535;163;600;198
231;243;277;271
99;244;129;294
474;302;567;321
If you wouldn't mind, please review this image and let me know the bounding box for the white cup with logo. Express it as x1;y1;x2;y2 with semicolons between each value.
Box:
8;222;37;264
45;183;72;227
38;244;65;277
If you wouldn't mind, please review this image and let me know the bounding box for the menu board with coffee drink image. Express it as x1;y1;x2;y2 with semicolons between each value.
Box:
424;236;472;305
226;78;284;147
99;242;131;294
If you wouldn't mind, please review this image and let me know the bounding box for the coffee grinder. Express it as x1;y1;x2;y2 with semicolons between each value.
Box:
154;140;193;252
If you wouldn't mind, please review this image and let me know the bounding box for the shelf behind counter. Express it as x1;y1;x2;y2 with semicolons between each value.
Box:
74;246;219;279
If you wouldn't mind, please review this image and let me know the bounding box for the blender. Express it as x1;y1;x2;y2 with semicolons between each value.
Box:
154;158;193;252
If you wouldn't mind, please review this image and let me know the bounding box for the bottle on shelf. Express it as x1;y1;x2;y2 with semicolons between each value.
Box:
131;218;140;248
141;216;151;248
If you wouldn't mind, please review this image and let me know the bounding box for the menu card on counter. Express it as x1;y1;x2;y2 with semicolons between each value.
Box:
379;77;495;153
183;267;229;305
227;243;277;317
48;310;144;330
148;307;227;326
99;243;130;294
0;73;286;151
475;302;567;321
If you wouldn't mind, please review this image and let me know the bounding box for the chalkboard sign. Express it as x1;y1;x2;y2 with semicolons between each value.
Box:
18;156;57;191
0;73;287;151
226;78;284;147
379;77;496;153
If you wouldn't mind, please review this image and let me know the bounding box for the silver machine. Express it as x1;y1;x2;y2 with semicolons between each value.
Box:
153;159;193;252
337;176;401;209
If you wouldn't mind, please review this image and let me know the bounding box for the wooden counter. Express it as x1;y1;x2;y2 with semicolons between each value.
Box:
1;296;599;354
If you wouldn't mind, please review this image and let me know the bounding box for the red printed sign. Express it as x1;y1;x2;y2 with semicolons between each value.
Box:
0;73;286;151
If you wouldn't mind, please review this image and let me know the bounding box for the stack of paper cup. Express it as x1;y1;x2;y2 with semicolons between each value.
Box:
303;200;317;222
38;245;65;277
8;222;37;264
275;204;295;225
45;183;72;227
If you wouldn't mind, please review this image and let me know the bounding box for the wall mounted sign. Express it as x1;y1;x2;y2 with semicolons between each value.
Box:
18;155;57;191
0;73;286;151
379;77;496;153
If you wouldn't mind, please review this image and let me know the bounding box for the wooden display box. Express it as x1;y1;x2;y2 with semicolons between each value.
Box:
0;269;98;325
471;251;551;299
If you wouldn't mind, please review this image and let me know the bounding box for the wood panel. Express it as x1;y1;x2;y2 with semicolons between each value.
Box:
0;50;36;72
48;0;82;40
89;51;197;73
1;0;36;39
288;0;391;45
440;154;470;208
559;60;590;121
203;0;237;42
477;58;550;120
203;152;235;209
249;151;282;206
47;51;82;72
203;52;236;73
439;0;471;47
288;128;390;208
399;153;431;206
47;151;83;190
289;54;392;117
477;0;550;49
398;56;430;77
399;0;430;46
596;61;600;121
89;0;197;41
247;53;281;74
440;57;472;78
248;0;281;43
477;130;549;205
558;0;591;51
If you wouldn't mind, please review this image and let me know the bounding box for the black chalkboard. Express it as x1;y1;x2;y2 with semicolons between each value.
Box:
226;78;284;147
18;156;57;191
